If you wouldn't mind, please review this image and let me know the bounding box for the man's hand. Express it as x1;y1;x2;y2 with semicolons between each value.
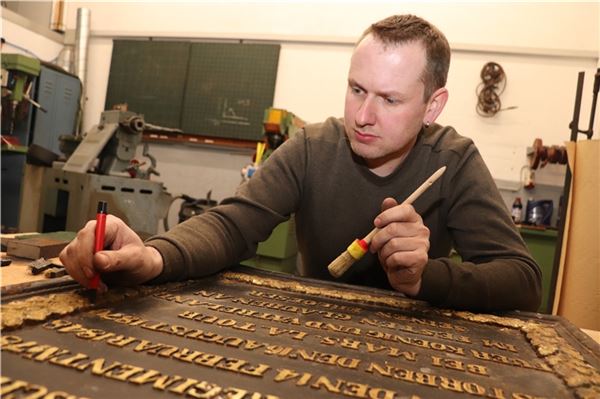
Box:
59;215;164;290
369;197;430;296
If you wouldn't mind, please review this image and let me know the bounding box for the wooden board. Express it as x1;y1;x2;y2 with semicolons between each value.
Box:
0;253;49;287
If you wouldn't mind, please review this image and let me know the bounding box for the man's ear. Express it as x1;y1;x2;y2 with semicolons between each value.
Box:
423;87;449;125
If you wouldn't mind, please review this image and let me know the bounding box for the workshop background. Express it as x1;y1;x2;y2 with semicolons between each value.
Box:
2;1;599;326
4;1;598;209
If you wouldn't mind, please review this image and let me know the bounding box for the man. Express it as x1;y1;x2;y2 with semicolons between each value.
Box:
61;15;541;312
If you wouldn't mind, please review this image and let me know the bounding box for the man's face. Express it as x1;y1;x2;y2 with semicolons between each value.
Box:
344;35;430;175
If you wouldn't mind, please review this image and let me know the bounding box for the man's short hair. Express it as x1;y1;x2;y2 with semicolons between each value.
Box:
360;14;451;102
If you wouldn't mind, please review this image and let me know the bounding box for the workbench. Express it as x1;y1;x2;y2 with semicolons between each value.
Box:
1;241;75;297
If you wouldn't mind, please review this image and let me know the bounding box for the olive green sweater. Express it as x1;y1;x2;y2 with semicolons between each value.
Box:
146;118;541;312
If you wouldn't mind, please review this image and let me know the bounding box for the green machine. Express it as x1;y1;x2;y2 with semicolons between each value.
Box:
240;108;305;273
2;56;82;231
1;54;42;135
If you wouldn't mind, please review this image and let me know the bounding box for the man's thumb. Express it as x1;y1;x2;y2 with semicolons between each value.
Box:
94;250;126;272
381;197;398;212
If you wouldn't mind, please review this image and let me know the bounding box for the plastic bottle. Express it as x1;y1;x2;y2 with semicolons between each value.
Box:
511;197;523;223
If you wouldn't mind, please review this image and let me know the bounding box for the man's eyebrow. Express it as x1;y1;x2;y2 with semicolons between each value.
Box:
348;78;404;97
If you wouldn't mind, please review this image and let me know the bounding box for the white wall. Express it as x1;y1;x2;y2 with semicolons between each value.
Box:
1;17;63;60
4;1;599;207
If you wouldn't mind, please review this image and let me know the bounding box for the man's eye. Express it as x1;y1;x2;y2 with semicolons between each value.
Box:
384;97;398;105
351;86;363;94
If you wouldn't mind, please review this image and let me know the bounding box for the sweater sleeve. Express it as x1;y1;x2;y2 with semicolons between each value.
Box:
416;146;542;312
145;132;306;284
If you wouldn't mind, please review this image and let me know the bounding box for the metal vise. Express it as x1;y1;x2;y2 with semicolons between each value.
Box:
63;110;156;177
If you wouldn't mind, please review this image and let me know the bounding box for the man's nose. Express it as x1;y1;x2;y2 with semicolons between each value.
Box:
355;96;377;126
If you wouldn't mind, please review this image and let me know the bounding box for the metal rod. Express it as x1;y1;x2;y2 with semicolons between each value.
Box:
584;68;600;138
568;72;585;141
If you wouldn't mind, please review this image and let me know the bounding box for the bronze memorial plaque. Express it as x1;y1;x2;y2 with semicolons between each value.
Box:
1;267;599;399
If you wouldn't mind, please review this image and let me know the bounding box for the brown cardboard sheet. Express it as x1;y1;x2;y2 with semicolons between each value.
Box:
555;139;600;331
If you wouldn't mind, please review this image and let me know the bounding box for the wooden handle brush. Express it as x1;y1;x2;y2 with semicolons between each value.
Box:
327;166;447;278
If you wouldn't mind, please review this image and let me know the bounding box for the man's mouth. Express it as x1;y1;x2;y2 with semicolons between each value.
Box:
354;130;377;143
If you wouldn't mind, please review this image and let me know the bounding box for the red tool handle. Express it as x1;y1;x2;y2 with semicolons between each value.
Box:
90;201;108;289
94;212;106;253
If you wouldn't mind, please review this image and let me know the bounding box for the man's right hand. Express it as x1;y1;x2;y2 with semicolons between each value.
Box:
59;215;164;290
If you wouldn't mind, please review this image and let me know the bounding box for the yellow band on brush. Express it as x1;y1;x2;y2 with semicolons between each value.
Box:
347;239;368;260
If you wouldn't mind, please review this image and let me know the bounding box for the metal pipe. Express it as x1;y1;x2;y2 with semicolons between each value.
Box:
74;8;90;90
73;7;90;136
50;0;66;33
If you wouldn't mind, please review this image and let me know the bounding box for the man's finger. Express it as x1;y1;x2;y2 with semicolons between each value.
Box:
380;197;398;212
73;221;96;273
94;242;146;273
387;265;421;285
60;244;91;287
378;236;425;260
93;249;130;273
375;204;419;229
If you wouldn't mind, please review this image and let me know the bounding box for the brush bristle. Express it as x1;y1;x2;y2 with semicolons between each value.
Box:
327;250;356;278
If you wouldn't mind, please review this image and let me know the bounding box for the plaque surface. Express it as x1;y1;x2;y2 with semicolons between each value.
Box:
2;267;599;399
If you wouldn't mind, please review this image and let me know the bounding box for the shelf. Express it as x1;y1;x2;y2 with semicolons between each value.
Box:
142;131;257;151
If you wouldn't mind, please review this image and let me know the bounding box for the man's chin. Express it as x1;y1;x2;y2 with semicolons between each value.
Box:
349;141;380;160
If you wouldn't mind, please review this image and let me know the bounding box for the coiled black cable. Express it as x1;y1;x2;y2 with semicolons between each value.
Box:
476;62;507;117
